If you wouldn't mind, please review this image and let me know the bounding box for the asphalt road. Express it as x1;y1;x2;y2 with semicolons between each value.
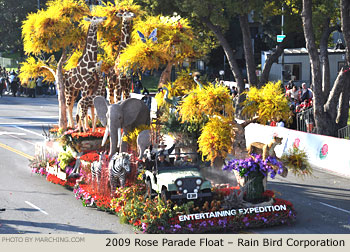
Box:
0;95;349;234
0;95;135;234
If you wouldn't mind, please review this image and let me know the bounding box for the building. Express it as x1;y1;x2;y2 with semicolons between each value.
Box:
261;48;347;87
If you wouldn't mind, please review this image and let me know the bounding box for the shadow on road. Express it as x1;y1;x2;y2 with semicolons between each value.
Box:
0;219;116;234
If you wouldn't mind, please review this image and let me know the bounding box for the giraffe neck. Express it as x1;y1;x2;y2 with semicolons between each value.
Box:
118;20;133;52
79;24;98;68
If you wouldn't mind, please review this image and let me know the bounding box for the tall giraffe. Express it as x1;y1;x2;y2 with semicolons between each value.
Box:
64;16;106;128
108;11;135;104
76;60;105;132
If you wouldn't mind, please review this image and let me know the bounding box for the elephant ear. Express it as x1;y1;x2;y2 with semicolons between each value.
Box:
93;96;109;126
121;98;144;128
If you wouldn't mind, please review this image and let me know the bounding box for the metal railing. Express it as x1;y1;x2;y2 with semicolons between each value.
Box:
296;107;314;133
338;125;350;139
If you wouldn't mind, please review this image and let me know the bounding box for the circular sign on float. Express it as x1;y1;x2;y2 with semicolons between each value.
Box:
318;143;329;160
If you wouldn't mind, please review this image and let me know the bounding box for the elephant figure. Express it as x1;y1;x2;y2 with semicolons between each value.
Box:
94;96;150;157
136;129;151;159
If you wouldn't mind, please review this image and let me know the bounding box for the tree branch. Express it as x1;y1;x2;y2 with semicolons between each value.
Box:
259;33;291;87
40;65;56;79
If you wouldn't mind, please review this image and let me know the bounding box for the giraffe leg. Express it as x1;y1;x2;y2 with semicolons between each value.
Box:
68;103;75;129
91;106;96;132
109;86;114;104
116;87;122;103
84;107;89;132
124;87;130;100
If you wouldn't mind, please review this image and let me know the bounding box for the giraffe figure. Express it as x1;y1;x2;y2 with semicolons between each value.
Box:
64;16;106;128
76;60;105;132
108;11;135;104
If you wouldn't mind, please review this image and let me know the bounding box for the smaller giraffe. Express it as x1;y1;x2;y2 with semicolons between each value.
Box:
76;61;105;132
108;11;135;104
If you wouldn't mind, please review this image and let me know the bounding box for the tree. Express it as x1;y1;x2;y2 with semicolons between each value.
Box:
301;0;350;136
117;14;205;87
20;0;90;129
136;0;304;117
0;0;44;55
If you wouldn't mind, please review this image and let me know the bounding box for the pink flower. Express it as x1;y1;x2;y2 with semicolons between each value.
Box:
293;138;300;149
321;144;328;156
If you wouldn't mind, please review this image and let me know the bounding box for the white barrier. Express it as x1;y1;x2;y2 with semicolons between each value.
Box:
245;123;350;177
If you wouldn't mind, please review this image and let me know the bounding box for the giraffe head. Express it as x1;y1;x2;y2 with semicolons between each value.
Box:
116;10;135;23
84;16;107;26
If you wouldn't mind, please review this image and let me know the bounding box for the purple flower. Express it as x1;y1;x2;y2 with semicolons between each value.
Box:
174;224;181;229
199;221;207;227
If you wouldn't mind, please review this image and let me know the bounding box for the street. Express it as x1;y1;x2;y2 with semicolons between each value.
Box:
0;95;349;234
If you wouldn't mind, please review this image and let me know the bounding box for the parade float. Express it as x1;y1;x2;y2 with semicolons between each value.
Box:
21;0;311;234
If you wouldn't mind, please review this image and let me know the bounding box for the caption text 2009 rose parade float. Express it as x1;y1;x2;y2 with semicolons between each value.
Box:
29;78;313;234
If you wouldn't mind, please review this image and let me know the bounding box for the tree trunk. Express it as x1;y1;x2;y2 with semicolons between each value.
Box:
239;14;258;86
341;0;350;63
337;0;350;129
57;50;67;130
302;0;330;135
259;34;291;87
158;62;172;88
319;18;332;98
302;0;350;137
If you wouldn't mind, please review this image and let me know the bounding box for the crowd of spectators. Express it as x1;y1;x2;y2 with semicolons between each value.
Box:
284;80;315;132
0;65;56;98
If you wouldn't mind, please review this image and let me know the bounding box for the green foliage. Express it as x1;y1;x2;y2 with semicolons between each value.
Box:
0;0;38;54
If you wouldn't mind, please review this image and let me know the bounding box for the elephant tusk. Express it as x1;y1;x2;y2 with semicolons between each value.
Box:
117;128;122;148
102;126;109;146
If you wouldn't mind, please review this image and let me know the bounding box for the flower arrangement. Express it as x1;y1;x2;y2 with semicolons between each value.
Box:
242;81;290;125
280;147;312;177
46;174;76;188
80;152;101;163
198;117;234;164
73;171;296;233
57;149;75;171
58;127;106;150
223;154;284;179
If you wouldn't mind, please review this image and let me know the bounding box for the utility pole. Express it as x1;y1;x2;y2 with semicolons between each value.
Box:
37;0;40;9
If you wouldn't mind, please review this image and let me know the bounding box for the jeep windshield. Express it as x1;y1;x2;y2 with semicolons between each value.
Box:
157;166;200;173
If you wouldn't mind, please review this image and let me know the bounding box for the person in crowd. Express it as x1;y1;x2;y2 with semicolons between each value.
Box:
10;74;19;97
276;117;285;127
49;82;56;95
0;75;5;97
287;85;300;103
288;104;297;130
28;78;36;98
133;79;143;94
141;88;152;110
300;82;313;102
36;76;43;95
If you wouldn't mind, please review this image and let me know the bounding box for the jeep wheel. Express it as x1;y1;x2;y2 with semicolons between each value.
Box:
161;188;170;203
145;180;152;199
